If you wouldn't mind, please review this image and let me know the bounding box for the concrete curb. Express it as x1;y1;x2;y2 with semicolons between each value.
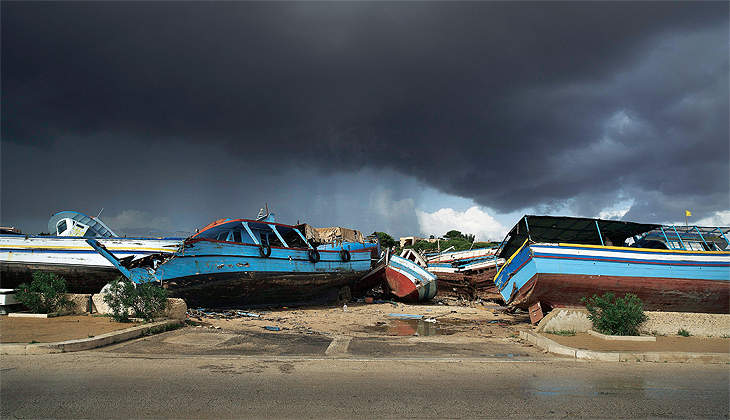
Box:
1;319;182;355
520;331;730;364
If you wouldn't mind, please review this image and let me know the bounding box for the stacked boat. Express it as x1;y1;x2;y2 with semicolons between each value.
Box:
0;211;182;293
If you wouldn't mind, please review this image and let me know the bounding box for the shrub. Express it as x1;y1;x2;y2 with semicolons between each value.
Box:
15;272;72;314
103;277;168;323
677;328;691;337
582;292;648;336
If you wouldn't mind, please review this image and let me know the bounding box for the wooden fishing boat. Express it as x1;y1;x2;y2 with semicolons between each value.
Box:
381;254;438;303
493;215;730;320
88;213;381;308
0;211;182;293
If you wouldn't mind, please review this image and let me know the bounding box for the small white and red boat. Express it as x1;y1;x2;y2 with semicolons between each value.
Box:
380;253;438;303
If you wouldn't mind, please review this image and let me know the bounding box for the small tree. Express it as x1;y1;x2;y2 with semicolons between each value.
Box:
103;277;168;323
374;231;396;249
582;292;648;336
15;272;72;314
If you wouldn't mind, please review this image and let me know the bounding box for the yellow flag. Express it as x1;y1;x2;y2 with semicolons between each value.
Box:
685;210;692;217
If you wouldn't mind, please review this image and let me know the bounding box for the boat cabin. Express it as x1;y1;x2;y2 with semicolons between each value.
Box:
635;226;730;251
192;219;310;249
48;211;117;238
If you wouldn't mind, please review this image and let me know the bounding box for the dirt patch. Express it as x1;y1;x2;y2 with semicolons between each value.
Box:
0;315;140;343
188;301;530;339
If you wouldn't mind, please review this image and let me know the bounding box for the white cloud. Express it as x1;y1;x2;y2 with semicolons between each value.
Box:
598;201;633;220
416;206;508;242
696;210;730;227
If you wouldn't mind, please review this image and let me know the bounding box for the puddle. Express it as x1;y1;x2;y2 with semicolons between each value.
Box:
362;319;457;336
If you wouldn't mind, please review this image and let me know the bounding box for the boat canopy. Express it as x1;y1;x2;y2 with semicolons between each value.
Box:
495;215;660;259
48;211;117;238
639;226;730;251
191;218;310;248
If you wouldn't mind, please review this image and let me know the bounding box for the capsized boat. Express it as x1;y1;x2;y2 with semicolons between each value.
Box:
87;213;381;308
492;215;730;321
0;211;183;293
368;251;437;303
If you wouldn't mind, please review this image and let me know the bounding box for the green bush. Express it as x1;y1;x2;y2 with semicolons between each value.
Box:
103;277;168;323
582;292;648;336
15;272;72;314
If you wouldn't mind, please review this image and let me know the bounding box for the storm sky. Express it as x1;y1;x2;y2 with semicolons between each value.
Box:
2;2;728;240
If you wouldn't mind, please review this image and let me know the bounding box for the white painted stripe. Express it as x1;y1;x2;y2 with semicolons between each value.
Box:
532;244;730;264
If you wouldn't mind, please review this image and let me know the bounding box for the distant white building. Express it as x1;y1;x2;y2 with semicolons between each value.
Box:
399;236;438;248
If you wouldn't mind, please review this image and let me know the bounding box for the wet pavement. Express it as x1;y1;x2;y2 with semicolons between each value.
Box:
98;326;549;360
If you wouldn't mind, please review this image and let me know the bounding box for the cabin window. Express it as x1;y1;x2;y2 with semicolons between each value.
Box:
267;233;283;247
687;242;704;251
282;229;307;248
56;220;67;235
216;232;228;241
233;230;242;243
239;229;254;244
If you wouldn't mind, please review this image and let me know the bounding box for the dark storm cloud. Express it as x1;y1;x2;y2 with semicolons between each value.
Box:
2;2;728;227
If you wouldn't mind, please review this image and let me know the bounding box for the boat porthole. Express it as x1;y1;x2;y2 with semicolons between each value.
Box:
308;249;321;263
340;250;351;262
260;244;272;258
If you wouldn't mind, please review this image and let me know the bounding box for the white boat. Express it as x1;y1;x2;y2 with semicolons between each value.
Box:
0;211;183;293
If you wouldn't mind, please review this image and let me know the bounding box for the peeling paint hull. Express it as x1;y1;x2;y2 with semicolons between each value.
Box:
383;255;438;303
0;261;120;294
494;243;730;313
88;235;379;308
163;271;368;308
0;236;182;293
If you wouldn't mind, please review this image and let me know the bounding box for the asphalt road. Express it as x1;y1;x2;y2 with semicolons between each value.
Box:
2;328;728;419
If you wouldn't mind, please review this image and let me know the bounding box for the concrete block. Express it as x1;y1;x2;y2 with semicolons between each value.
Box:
65;294;92;314
618;353;646;362
587;330;656;341
1;344;28;355
91;294;113;314
575;349;620;362
519;331;537;344
537;308;592;333
546;342;576;357
164;298;187;320
25;344;61;355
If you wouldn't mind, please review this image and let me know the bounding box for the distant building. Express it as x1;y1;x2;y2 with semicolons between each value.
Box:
399;236;438;248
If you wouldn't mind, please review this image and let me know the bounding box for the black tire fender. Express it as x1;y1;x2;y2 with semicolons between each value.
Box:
308;248;321;263
339;249;351;262
260;244;272;258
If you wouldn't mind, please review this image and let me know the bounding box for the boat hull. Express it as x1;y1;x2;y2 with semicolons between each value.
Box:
91;238;379;308
0;261;121;294
0;235;182;293
162;270;369;308
494;243;730;313
383;255;438;303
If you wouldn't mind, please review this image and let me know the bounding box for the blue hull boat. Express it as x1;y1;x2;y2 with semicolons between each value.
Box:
493;215;730;319
88;214;381;308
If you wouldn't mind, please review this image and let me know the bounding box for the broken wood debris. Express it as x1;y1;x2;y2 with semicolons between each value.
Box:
187;308;261;320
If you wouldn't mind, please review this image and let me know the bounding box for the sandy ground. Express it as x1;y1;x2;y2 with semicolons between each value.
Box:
2;299;728;354
186;300;529;339
1;315;141;343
